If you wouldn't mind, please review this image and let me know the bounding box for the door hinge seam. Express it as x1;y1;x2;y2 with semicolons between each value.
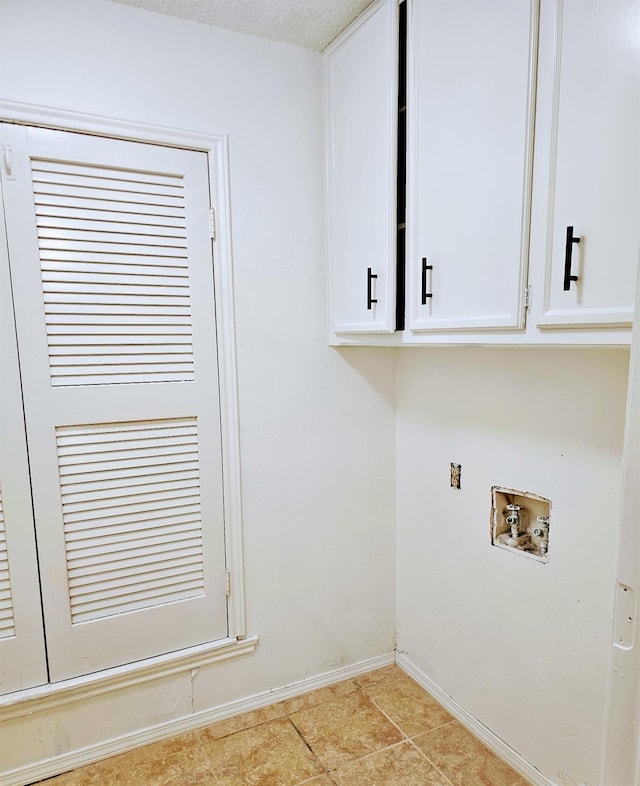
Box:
524;284;531;312
225;570;231;597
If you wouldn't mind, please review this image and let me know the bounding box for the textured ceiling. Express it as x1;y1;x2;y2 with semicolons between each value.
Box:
109;0;376;51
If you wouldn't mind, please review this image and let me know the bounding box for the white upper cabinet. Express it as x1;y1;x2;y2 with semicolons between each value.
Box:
326;0;639;346
407;0;538;333
324;0;399;335
532;0;640;330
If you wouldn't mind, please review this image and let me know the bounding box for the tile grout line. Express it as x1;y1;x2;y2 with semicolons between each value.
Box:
299;773;340;786
286;683;400;781
283;681;361;718
329;738;416;774
364;689;457;786
366;687;458;741
285;713;331;781
365;671;528;786
361;681;458;745
285;675;418;782
406;735;456;786
339;679;459;786
406;725;532;786
359;679;460;786
361;692;410;741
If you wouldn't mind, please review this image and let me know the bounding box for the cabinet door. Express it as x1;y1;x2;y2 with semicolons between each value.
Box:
0;205;48;695
1;123;229;682
536;0;640;329
408;0;538;332
325;0;398;335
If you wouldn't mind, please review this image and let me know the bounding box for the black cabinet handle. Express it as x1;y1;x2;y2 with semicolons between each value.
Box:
421;257;433;304
367;267;377;310
563;226;580;291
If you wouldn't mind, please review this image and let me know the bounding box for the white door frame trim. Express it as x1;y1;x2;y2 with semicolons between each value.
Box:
0;97;250;672
600;249;640;786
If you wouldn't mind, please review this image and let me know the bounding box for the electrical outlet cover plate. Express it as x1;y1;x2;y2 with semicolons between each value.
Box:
491;486;551;562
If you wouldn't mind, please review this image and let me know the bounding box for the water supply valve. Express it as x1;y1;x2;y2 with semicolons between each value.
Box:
534;516;550;555
491;487;551;561
505;504;522;538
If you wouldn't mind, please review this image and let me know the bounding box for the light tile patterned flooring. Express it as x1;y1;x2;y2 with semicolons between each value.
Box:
42;665;530;785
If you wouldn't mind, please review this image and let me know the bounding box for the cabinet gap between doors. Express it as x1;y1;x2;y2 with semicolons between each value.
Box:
395;0;407;332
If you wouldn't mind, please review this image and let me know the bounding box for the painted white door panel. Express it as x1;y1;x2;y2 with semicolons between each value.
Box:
408;0;538;332
1;123;228;682
325;0;398;334
0;205;48;695
536;0;640;329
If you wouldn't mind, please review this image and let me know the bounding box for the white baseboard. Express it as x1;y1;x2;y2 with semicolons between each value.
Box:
396;653;552;786
3;652;395;786
0;635;259;720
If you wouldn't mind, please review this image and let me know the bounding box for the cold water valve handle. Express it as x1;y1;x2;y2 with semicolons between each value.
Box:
505;504;522;538
534;516;550;556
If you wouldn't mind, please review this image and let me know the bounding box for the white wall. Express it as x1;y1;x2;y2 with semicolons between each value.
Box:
396;347;629;786
0;2;630;784
0;0;397;775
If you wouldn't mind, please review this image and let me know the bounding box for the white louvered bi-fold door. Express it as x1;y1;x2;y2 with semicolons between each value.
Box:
0;123;228;682
0;199;48;692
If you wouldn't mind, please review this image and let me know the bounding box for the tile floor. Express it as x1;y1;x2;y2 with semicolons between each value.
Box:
41;665;530;786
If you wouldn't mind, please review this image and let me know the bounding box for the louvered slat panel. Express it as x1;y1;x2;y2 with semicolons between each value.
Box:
65;517;202;545
50;333;193;345
45;302;190;315
45;282;190;297
69;553;203;587
64;504;202;533
36;205;187;228
56;418;206;625
33;159;188;186
68;545;200;582
70;571;204;603
47;324;193;335
63;483;200;514
62;469;199;498
63;479;200;509
59;432;197;458
33;182;185;208
45;306;192;318
31;163;185;193
57;419;196;442
0;492;16;639
31;158;196;386
52;343;193;355
37;218;188;238
45;274;191;293
50;369;193;387
44;293;189;306
39;239;187;255
34;194;186;218
71;583;205;624
59;458;199;482
40;250;190;268
42;262;190;278
43;269;190;286
68;533;203;563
